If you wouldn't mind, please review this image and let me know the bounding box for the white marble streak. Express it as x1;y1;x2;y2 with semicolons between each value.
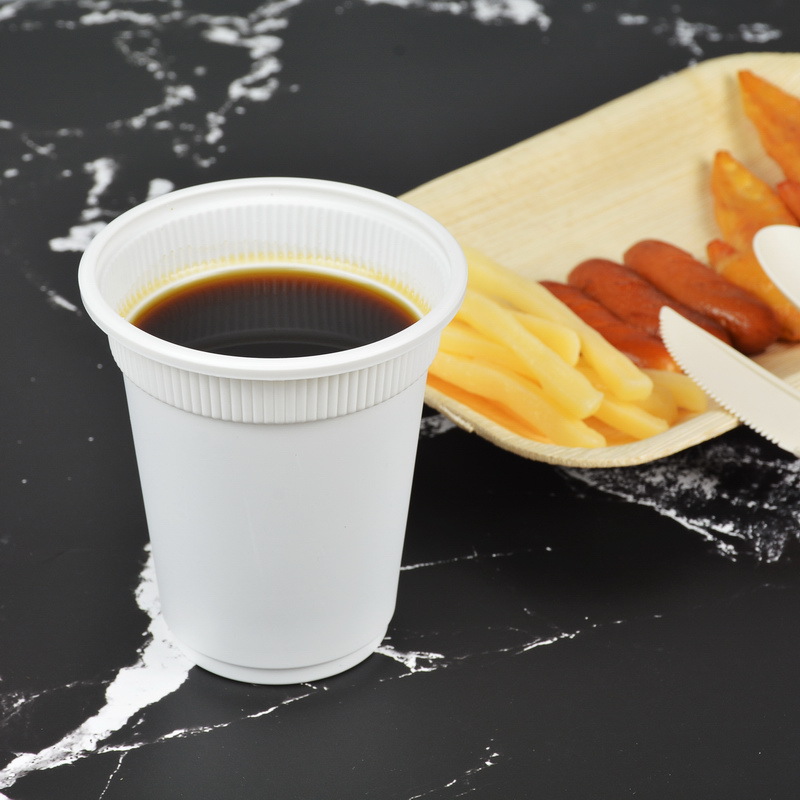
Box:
563;439;800;562
48;219;107;254
495;614;659;659
0;540;454;795
49;170;173;254
419;413;458;438
0;0;781;179
422;413;800;563
739;22;783;44
613;10;781;58
0;547;192;795
401;547;531;571
49;157;121;253
97;687;321;757
97;752;127;800
374;643;447;675
0;680;101;730
0;1;302;167
0;536;572;794
406;740;504;798
364;0;551;29
43;287;81;313
518;628;581;652
79;687;326;797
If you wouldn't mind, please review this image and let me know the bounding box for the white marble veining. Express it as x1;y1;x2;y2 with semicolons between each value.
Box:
0;1;795;796
420;414;800;563
406;740;504;798
564;438;800;562
0;547;190;795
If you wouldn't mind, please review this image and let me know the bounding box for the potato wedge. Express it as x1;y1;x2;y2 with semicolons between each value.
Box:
711;150;796;252
739;69;800;184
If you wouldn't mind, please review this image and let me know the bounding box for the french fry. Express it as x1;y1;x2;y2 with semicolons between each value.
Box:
427;374;551;443
738;69;800;184
710;150;796;251
443;313;579;370
590;395;670;441
428;351;606;448
634;380;679;424
514;311;581;365
583;418;636;447
457;289;603;419
439;322;525;373
643;369;708;413
577;362;670;440
464;246;653;401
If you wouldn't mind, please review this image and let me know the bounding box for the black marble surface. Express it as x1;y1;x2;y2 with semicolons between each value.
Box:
3;1;800;798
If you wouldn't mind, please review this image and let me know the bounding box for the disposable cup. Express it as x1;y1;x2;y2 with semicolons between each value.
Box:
78;177;466;684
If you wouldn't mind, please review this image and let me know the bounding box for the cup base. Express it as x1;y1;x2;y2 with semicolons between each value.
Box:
175;630;388;685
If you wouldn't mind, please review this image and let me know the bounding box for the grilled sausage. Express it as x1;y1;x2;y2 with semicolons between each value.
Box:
542;280;680;371
568;258;732;344
623;239;780;354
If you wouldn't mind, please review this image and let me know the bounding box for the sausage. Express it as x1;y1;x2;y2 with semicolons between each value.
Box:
623;239;780;354
541;281;680;372
568;258;733;344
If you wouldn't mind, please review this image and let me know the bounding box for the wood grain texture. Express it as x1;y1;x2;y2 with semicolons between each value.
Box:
402;52;800;467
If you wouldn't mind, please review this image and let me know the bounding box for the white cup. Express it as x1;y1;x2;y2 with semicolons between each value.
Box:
78;177;466;684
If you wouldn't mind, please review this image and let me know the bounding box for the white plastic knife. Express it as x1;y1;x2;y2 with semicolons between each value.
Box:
659;306;800;457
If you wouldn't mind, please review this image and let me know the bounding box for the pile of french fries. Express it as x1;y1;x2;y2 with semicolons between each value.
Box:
428;247;707;449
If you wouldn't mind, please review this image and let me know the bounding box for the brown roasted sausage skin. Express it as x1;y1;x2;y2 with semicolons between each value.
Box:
568;258;733;345
623;239;780;354
541;281;680;372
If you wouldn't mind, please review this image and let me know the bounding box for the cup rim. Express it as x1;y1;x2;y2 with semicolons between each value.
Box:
78;177;467;381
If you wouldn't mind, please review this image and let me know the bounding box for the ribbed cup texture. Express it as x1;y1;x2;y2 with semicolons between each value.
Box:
82;179;464;424
109;336;440;423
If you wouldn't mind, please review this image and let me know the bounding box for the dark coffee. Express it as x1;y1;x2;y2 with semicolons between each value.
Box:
130;269;419;358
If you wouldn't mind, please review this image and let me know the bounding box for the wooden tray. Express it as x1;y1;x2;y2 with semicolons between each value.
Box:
402;52;800;468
